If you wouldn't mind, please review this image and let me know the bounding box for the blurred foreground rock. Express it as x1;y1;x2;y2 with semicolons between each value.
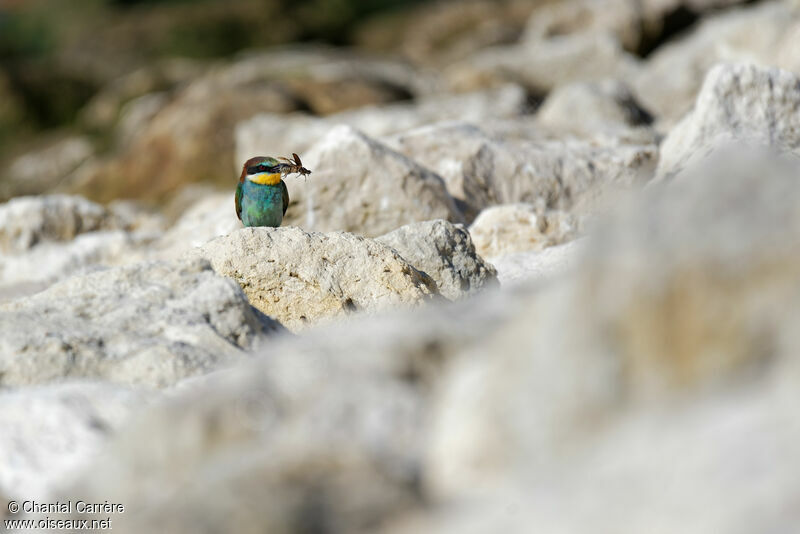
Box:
0;259;282;387
421;146;800;533
46;281;530;534
0;382;147;500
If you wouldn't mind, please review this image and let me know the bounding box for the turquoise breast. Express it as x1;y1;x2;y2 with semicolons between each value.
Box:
240;180;285;227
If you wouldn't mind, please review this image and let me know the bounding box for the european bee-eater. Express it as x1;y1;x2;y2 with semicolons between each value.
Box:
235;153;310;227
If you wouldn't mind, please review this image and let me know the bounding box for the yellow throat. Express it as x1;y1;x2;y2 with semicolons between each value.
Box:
247;172;282;185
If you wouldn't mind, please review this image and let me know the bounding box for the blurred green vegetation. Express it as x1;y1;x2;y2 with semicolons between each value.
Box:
0;0;429;62
0;10;53;59
0;0;429;165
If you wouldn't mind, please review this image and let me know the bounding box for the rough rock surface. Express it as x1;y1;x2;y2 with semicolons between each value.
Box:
283;125;464;236
657;63;800;177
469;203;580;259
188;227;440;331
376;220;498;300
0;382;147;500
0;259;281;387
387;122;510;219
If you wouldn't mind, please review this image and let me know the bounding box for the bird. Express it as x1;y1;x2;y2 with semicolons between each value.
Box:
235;153;311;227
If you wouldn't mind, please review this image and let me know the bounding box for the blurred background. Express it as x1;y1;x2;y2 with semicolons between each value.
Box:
0;0;541;203
0;0;756;206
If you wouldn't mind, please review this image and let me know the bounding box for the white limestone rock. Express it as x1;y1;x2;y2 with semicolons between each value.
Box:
283;125;464;236
469;203;581;259
0;258;282;387
188;226;440;331
657;63;800;178
377;220;498;300
388;121;657;220
633;1;800;122
0;195;124;253
0;195;162;296
536;79;655;138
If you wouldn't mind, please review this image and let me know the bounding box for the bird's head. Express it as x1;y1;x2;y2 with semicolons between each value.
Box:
240;156;282;185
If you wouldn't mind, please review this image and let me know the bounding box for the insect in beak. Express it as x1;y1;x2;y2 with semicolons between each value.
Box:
279;153;312;181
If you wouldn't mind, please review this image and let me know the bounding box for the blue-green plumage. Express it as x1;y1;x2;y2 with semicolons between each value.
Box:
236;155;292;228
236;178;289;227
236;154;310;227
